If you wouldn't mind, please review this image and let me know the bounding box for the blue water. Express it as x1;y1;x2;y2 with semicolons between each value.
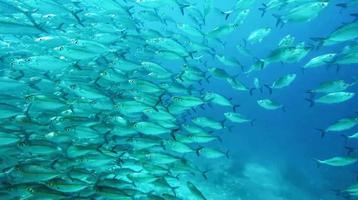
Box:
183;1;358;199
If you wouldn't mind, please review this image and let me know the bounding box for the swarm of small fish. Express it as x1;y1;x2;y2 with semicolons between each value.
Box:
0;0;240;199
0;0;357;199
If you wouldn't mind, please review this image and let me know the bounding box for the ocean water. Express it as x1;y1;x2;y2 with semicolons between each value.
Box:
0;0;357;200
192;1;358;200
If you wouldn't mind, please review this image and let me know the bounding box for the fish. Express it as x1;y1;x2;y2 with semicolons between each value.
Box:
0;0;355;199
257;99;284;111
312;21;358;46
186;181;207;200
267;74;296;92
246;27;272;44
196;146;229;159
273;2;328;27
224;112;253;125
203;92;238;110
317;116;358;137
308;79;355;94
317;156;358;167
302;53;336;69
192;117;224;130
307;92;355;106
207;24;239;38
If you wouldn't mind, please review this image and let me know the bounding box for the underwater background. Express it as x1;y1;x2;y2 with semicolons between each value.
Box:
198;2;358;200
0;0;357;200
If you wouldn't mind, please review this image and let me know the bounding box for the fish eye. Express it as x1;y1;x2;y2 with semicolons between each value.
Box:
25;58;31;62
100;71;108;76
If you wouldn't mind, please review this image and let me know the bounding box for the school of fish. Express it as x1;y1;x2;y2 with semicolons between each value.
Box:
0;0;357;199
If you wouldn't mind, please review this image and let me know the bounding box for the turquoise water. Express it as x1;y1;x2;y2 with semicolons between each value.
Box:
0;0;357;199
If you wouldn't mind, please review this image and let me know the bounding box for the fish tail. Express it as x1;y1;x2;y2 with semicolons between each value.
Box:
225;12;232;20
264;84;272;95
258;3;267;17
250;119;256;126
221;118;227;125
259;86;264;93
232;104;240;112
205;74;211;83
314;158;322;168
23;9;48;33
177;3;191;15
195;146;203;157
227;125;234;132
305;98;314;107
272;14;283;27
310;37;325;49
350;13;358;21
315;128;326;138
225;150;230;159
341;134;349;145
200;169;210;180
301;67;305;74
336;3;347;9
344;145;355;155
170;128;180;141
249;88;256;96
216;135;223;142
70;9;85;27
